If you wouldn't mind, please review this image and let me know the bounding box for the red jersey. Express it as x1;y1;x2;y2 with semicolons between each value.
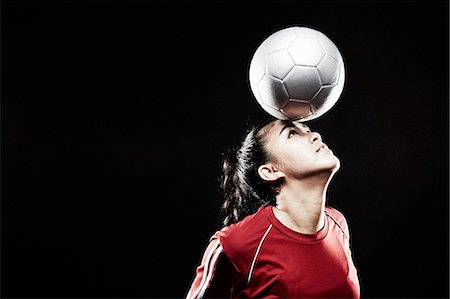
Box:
187;205;360;298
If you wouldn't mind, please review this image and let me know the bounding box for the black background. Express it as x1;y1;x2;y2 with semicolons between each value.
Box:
2;1;449;298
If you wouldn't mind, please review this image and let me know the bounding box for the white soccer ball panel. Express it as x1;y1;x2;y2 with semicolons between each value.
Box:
288;37;325;67
284;66;322;101
293;27;320;38
257;75;290;109
281;101;313;120
249;47;268;86
267;50;295;80
316;33;342;62
298;110;322;122
310;84;341;117
250;80;261;103
317;54;339;85
261;102;289;120
261;28;297;53
336;60;345;87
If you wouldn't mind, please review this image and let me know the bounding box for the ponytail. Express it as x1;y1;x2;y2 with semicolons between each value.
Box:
220;120;280;227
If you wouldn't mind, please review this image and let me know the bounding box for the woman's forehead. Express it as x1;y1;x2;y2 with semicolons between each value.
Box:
268;120;310;132
263;120;291;140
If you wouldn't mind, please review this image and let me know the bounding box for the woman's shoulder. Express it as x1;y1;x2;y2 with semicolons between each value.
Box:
325;205;350;237
211;206;271;258
208;206;272;275
325;205;347;221
215;206;271;240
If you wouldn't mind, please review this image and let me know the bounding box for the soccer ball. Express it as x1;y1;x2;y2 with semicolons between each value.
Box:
248;26;345;121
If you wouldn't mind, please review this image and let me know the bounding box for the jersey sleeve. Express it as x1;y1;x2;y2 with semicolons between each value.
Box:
186;236;237;299
326;206;351;245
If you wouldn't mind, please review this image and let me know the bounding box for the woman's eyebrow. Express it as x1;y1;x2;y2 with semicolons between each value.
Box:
279;124;293;136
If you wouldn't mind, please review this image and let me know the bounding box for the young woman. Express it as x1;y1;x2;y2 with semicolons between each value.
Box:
186;119;360;298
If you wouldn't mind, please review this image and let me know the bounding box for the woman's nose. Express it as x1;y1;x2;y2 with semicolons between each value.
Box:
310;132;322;143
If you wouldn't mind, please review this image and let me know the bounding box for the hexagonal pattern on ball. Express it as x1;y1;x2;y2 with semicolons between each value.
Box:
317;55;339;85
261;28;298;53
260;102;289;120
284;66;322;101
281;101;313;120
267;50;295;80
288;37;325;67
257;75;289;109
316;33;342;62
310;84;341;116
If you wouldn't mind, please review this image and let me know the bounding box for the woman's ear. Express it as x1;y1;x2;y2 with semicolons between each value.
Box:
258;164;285;182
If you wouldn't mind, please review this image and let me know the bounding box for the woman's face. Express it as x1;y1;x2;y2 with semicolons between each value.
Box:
262;120;340;180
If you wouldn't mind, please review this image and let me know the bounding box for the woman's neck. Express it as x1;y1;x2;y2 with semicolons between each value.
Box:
273;174;331;235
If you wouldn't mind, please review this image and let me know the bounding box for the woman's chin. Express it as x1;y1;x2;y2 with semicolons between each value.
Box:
330;157;341;173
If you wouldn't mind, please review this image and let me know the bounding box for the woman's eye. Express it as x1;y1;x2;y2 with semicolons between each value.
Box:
288;130;297;138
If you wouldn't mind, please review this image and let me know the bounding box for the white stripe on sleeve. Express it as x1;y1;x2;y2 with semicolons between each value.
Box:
186;238;221;299
197;245;223;299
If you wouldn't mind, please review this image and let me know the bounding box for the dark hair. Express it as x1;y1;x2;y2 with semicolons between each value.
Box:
220;119;283;227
